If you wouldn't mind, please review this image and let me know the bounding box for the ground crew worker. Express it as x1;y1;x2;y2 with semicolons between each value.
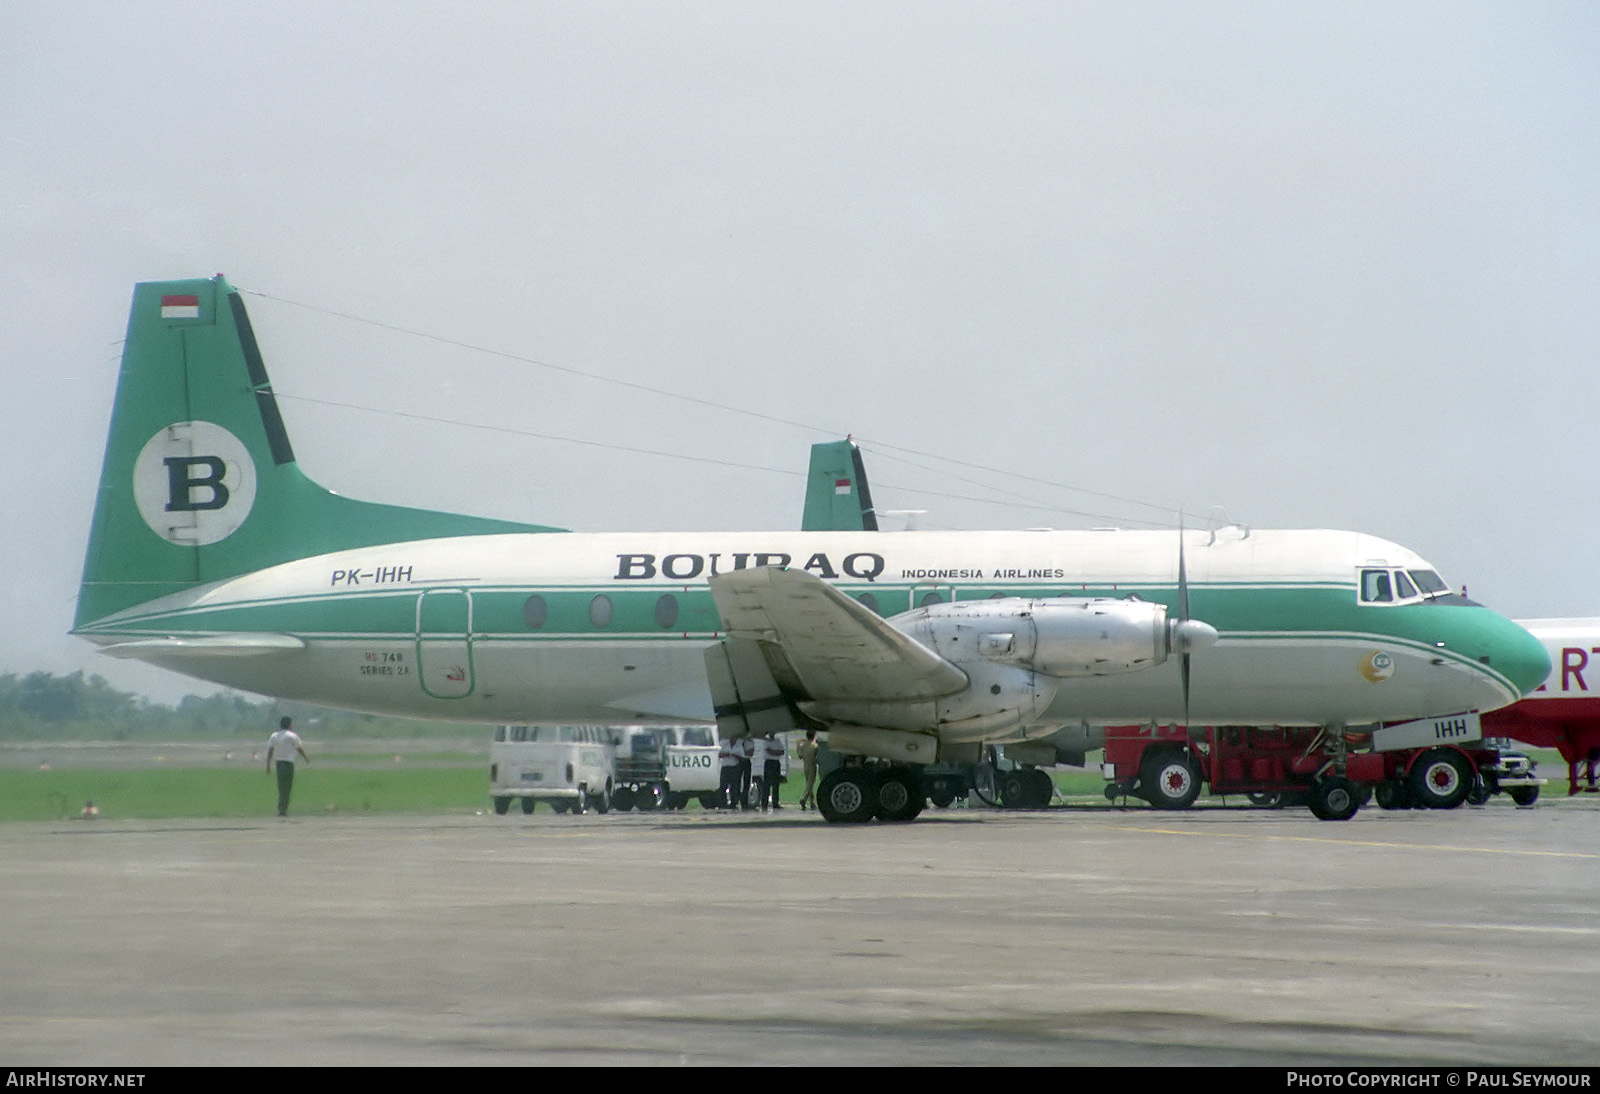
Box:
718;736;740;809
763;735;785;809
797;730;819;810
265;715;311;817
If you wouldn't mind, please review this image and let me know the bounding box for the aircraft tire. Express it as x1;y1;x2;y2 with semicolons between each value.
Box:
1407;749;1471;810
492;797;511;816
1024;768;1055;808
818;768;877;824
1140;749;1202;810
1374;780;1410;810
1309;777;1360;821
874;767;925;822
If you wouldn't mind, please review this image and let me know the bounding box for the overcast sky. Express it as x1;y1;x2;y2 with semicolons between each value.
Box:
3;2;1596;705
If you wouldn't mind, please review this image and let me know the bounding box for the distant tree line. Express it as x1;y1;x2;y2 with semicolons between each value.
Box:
0;671;471;740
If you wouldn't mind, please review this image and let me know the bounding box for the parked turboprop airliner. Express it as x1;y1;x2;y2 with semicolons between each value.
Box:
74;277;1549;822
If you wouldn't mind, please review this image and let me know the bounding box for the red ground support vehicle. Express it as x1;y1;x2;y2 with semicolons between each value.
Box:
1101;717;1542;821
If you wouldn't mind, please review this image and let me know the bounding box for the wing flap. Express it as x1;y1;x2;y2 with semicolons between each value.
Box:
708;567;965;702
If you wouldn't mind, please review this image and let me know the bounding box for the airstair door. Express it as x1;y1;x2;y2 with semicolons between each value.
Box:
416;588;474;699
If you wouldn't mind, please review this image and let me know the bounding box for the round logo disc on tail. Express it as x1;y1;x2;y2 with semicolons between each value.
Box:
133;421;257;546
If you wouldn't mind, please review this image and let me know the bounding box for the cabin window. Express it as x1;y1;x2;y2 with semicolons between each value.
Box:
589;594;613;628
654;594;679;628
857;592;879;615
510;725;529;743
494;726;507;742
919;591;946;607
522;595;548;630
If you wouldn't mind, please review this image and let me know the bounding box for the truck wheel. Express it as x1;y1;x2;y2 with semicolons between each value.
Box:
520;797;535;815
492;797;511;816
572;788;589;815
928;779;958;809
1140;749;1202;810
636;784;663;811
591;786;610;814
1466;777;1491;806
1509;786;1540;807
611;786;636;812
550;800;571;814
1309;777;1360;821
1408;748;1471;809
1246;792;1284;809
818;768;877;824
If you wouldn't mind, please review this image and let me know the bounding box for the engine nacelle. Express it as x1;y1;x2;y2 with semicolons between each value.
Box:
902;596;1177;678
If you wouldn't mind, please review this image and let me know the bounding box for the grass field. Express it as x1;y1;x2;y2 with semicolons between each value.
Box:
0;766;492;822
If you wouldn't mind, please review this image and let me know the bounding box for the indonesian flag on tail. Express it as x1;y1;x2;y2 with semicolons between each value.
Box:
160;294;200;319
835;478;852;496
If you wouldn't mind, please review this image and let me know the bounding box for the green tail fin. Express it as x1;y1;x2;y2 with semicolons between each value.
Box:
75;276;561;629
800;438;877;532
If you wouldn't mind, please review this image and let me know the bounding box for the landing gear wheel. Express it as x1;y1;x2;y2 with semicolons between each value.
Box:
492;797;511;816
1140;749;1202;810
817;768;877;824
1309;777;1360;821
520;797;535;815
1024;768;1055;808
1509;786;1541;807
1375;780;1410;810
874;767;925;822
1408;748;1471;809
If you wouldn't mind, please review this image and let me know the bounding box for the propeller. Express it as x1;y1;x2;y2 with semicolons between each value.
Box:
1168;515;1219;732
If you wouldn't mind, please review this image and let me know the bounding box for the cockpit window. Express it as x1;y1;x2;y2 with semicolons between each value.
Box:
1361;567;1452;605
1408;570;1449;597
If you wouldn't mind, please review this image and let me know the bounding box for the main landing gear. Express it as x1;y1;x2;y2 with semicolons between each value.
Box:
817;764;926;823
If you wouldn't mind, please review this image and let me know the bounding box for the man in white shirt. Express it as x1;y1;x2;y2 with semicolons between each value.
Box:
265;716;311;817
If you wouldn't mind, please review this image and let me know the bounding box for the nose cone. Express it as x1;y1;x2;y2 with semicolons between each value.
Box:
1495;618;1552;700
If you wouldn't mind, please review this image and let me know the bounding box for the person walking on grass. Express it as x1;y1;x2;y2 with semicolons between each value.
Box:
265;716;311;817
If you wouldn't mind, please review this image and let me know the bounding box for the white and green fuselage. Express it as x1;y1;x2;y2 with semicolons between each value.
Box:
73;277;1550;740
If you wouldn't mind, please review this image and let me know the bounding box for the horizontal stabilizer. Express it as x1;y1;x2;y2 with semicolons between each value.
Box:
708;566;966;702
96;634;307;659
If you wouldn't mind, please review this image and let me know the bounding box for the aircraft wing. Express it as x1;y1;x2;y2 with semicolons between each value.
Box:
708;566;966;702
